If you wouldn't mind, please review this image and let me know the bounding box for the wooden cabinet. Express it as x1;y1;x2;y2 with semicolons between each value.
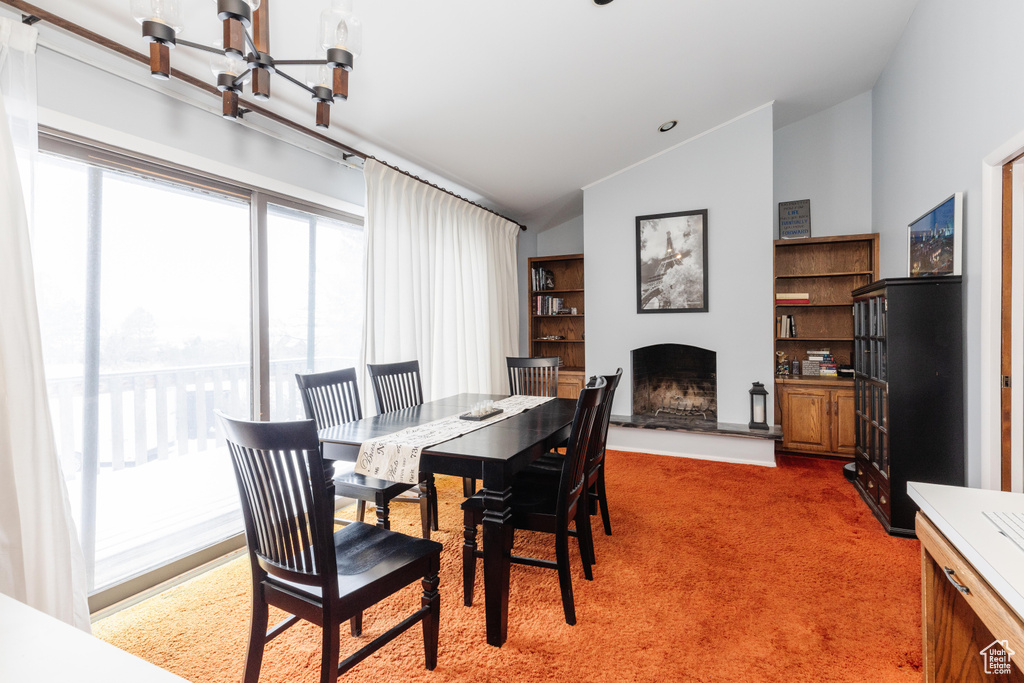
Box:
852;277;964;536
777;378;855;456
527;254;585;381
556;370;585;399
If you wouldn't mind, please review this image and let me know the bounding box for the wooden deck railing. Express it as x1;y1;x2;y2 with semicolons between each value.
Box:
46;358;343;476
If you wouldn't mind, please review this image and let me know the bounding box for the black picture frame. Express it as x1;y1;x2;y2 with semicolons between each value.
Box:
635;209;709;313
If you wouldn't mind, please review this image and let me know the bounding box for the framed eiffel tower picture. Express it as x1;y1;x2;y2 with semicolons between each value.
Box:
636;209;709;313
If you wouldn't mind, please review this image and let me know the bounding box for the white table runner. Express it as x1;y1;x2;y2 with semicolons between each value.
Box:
355;395;556;484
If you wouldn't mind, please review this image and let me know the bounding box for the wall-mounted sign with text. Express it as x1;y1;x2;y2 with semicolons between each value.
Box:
779;200;811;239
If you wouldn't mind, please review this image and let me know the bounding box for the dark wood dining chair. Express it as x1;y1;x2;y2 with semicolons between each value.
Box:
461;378;607;625
215;411;442;683
366;360;425;414
507;356;560;397
296;368;436;539
527;369;622;546
367;360;473;503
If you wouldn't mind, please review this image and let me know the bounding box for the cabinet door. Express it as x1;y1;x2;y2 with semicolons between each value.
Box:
782;387;830;452
831;388;857;456
557;371;585;400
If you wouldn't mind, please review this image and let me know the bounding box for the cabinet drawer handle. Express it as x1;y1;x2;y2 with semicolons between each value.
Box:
943;567;971;595
867;480;874;489
857;468;863;476
879;494;887;505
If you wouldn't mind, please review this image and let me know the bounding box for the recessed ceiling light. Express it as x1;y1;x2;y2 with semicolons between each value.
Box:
659;120;678;133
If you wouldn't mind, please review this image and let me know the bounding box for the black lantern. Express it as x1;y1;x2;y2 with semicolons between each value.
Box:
749;381;769;430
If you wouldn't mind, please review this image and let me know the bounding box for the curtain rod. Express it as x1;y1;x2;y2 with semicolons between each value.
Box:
1;0;528;231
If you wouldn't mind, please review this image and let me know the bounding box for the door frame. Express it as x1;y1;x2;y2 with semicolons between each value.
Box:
982;131;1024;490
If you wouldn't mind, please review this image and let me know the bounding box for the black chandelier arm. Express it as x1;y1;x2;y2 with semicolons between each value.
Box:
175;38;227;56
242;26;259;58
272;67;319;97
271;59;329;66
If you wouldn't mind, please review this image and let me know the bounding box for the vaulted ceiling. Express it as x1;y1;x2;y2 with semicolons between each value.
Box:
23;0;918;228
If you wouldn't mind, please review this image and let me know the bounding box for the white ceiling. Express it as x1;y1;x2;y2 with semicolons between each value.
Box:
25;0;918;229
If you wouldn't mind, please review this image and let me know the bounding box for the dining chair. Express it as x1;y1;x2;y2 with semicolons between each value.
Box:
367;360;471;504
215;411;442;683
461;377;607;626
296;368;436;539
506;356;560;397
526;369;622;544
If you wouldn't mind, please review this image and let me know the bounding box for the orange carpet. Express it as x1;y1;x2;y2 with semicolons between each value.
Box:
93;451;923;682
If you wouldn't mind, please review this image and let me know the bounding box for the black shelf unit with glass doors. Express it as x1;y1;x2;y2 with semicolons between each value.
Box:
851;277;964;537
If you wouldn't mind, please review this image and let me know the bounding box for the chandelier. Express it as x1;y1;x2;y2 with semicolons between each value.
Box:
129;0;363;129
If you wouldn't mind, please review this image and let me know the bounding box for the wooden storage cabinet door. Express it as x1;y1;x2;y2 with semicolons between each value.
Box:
832;388;856;456
782;387;830;453
557;371;585;399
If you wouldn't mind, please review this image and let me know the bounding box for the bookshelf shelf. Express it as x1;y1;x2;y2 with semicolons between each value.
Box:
775;271;876;279
529;288;585;294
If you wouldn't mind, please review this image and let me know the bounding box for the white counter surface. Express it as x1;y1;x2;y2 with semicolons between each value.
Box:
909;481;1024;620
0;592;187;682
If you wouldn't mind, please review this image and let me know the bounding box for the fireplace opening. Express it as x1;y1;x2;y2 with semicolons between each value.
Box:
631;343;717;421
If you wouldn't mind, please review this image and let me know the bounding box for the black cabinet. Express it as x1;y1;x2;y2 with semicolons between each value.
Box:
851;277;964;537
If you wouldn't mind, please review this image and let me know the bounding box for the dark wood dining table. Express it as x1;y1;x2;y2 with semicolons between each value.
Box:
317;392;577;647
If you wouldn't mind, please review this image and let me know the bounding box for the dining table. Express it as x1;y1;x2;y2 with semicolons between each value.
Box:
317;392;577;647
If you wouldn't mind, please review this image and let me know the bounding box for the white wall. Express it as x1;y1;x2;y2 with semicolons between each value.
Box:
872;0;1024;487
36;49;366;208
537;214;584;256
774;90;873;238
584;105;775;424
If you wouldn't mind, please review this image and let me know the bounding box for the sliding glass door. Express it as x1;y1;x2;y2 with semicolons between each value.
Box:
266;201;365;421
32;146;252;594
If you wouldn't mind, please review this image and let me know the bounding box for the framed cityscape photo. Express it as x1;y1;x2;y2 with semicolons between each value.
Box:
908;192;962;277
635;209;709;313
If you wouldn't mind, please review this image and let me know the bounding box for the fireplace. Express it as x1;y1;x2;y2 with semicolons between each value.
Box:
631;344;717;421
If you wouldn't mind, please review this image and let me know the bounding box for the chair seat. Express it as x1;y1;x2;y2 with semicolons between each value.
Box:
331;462;415;499
271;522;442;605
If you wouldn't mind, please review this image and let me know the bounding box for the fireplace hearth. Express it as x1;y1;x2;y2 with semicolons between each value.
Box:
632;343;717;422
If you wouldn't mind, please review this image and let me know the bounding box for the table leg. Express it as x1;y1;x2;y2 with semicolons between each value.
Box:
481;483;513;647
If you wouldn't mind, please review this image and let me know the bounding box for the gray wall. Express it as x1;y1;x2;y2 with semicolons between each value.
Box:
584;105;775;422
516;228;538;356
537;214;584;256
37;49;366;207
774;90;873;238
872;0;1024;487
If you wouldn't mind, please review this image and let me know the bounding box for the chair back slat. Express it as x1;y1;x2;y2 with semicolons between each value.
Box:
507;356;559;398
296;368;363;428
217;412;334;586
585;368;622;474
367;361;425;414
557;379;607;522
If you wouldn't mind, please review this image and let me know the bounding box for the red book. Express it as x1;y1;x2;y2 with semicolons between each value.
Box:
776;298;810;305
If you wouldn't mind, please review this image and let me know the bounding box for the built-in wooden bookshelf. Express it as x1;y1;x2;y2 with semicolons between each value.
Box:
527;253;586;398
774;234;879;457
774;234;879;369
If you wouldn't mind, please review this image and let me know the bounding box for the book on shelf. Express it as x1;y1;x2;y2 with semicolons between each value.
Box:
531;266;555;292
534;295;565;315
776;292;809;300
776;298;810;305
777;315;797;338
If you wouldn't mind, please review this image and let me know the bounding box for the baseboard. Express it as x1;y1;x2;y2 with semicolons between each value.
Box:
607;426;777;467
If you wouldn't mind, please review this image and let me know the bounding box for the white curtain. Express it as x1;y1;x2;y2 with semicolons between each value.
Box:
362;159;520;403
0;17;90;630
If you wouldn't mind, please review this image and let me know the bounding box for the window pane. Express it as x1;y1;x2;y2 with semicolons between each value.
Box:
33;151;251;593
267;203;364;421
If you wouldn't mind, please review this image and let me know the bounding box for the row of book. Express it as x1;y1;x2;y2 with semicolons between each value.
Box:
776;291;810;305
531;266;555;291
535;295;568;315
807;349;837;376
777;314;797;338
